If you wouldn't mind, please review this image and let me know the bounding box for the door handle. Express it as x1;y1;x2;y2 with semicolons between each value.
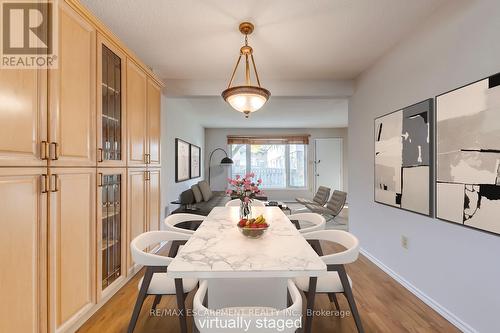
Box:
98;148;104;162
145;170;150;181
97;173;103;187
41;174;48;193
50;174;59;192
50;142;60;160
40;141;49;160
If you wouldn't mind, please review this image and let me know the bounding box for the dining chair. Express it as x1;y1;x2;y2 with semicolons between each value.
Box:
288;212;326;233
294;230;364;333
164;213;204;234
193;279;302;333
225;198;266;207
128;231;198;333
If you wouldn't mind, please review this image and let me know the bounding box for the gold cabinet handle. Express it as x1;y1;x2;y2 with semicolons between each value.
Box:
40;141;49;160
98;148;104;162
97;173;103;187
144;153;149;164
147;154;151;164
50;142;60;160
145;170;150;181
50;174;59;192
41;174;48;193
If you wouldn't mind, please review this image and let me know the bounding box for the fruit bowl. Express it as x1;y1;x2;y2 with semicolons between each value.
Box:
237;215;269;239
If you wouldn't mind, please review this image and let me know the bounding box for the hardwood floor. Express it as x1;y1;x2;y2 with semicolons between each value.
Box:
78;241;460;333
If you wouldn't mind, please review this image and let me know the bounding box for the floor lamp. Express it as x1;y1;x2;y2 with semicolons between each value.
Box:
208;148;233;185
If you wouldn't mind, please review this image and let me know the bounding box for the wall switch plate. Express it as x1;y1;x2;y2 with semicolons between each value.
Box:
401;235;409;249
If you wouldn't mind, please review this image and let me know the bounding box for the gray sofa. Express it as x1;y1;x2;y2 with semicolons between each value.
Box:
172;180;230;216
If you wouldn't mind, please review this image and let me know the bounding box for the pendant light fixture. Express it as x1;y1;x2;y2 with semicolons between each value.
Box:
222;22;270;118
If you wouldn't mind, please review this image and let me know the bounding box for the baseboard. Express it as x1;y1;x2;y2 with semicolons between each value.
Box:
360;248;477;333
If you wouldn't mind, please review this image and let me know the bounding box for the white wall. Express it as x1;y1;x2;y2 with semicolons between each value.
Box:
161;96;205;220
349;1;500;332
205;127;348;201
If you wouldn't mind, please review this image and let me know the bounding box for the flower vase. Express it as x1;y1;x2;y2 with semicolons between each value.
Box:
240;200;252;220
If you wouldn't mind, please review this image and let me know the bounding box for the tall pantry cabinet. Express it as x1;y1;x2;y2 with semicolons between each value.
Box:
0;0;163;332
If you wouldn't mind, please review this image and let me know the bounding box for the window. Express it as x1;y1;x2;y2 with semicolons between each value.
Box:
230;143;307;188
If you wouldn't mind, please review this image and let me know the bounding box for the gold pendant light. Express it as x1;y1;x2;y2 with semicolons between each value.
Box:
222;22;270;118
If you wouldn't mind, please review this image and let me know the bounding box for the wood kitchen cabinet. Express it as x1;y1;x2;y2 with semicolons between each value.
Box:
0;168;48;333
48;168;96;332
0;69;48;166
127;168;161;273
97;35;127;167
49;2;96;167
126;60;148;167
147;79;161;166
96;168;127;301
127;168;147;273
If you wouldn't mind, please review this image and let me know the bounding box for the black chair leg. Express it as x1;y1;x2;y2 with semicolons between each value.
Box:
175;278;188;333
304;277;317;333
151;295;162;310
328;293;340;311
338;266;364;333
127;267;154;333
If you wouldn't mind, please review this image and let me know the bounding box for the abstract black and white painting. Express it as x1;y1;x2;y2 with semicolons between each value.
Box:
436;73;500;235
375;99;433;216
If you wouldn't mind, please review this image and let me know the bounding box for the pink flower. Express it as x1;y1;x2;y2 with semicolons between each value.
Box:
244;197;250;203
227;177;232;182
235;175;241;180
257;178;262;184
225;189;232;194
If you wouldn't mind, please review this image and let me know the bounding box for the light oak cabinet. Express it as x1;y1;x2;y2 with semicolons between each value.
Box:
126;60;148;167
127;168;147;273
0;168;47;333
49;2;96;167
96;168;127;301
48;168;96;332
0;69;48;166
127;168;161;272
147;79;161;166
0;1;163;332
97;35;127;167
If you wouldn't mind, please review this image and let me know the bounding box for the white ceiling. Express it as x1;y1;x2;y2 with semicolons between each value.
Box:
81;0;446;82
168;97;348;128
81;0;446;128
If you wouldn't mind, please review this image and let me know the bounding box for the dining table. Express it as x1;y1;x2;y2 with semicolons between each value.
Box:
167;206;327;333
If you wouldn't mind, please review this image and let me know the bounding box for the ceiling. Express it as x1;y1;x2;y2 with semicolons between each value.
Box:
168;97;348;128
81;0;446;82
81;0;446;128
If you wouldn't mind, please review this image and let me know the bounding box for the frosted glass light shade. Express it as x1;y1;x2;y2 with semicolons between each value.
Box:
222;86;270;116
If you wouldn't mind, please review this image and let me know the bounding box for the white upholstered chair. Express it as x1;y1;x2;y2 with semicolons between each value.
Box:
128;231;197;333
225;198;266;207
294;230;364;333
164;213;204;234
193;279;302;333
287;213;326;234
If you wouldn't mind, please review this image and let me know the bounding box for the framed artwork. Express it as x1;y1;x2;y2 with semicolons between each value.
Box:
374;99;434;216
436;73;500;235
190;144;201;179
175;138;190;182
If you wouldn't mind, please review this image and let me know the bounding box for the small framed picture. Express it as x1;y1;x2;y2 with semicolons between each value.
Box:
190;144;201;179
175;138;190;182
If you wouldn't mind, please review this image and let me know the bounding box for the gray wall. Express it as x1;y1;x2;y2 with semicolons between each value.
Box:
205;127;348;201
161;97;205;220
349;0;500;332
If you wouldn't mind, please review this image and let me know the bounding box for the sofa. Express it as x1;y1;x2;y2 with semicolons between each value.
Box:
172;180;230;216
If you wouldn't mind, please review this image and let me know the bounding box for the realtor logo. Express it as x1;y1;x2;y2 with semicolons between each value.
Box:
1;0;58;68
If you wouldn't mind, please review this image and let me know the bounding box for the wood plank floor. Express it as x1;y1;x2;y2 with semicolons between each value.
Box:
78;241;460;333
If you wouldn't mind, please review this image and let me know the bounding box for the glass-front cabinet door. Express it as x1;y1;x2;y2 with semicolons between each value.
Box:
97;34;126;166
97;168;126;299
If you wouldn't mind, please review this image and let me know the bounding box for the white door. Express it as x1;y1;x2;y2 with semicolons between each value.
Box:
314;138;343;193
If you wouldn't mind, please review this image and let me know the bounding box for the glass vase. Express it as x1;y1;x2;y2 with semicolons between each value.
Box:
240;200;252;220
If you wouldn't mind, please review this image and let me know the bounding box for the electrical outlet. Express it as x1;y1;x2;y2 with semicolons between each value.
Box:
401;235;409;249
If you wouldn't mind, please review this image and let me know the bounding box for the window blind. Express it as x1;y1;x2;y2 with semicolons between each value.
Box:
227;135;310;145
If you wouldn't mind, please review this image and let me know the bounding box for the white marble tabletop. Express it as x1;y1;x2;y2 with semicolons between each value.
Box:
167;207;327;278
